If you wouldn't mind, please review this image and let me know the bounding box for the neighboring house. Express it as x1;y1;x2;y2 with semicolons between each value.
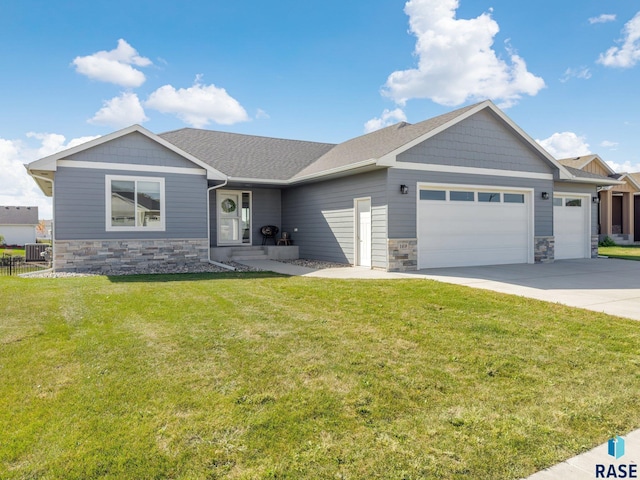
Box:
26;100;621;273
0;206;39;246
559;155;638;244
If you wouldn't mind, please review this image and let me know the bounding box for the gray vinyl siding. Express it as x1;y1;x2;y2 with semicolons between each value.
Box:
251;189;281;245
67;132;200;169
398;110;553;174
54;166;207;240
281;170;387;267
209;187;282;247
554;181;598;235
388;169;554;237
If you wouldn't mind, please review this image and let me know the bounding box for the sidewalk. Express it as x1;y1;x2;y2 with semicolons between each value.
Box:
523;429;640;479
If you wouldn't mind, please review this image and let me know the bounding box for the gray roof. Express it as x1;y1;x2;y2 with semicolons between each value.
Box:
557;157;589;169
159;129;335;181
0;206;38;225
160;102;483;182
292;103;481;180
562;166;615;181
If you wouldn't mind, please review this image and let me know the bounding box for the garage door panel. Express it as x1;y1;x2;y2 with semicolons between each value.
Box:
418;186;531;269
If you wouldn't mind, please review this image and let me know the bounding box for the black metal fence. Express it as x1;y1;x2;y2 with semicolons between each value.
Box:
0;255;49;276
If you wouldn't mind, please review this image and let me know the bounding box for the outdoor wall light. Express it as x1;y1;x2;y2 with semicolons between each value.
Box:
592;197;600;204
400;184;409;195
541;192;549;200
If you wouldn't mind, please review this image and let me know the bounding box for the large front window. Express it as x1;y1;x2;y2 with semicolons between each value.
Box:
106;175;165;231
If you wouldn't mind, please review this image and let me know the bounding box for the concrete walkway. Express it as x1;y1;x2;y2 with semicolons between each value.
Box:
238;258;640;478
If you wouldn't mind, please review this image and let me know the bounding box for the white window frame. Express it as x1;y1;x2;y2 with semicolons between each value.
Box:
105;175;166;232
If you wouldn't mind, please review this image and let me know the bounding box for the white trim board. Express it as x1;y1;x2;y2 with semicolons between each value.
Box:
59;160;206;176
395;162;554;180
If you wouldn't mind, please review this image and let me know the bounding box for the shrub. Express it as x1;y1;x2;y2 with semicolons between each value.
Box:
599;236;617;247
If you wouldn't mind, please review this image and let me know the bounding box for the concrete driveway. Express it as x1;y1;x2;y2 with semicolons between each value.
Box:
409;258;640;321
240;257;640;321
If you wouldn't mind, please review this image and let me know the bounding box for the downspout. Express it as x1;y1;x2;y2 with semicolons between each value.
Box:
206;179;236;270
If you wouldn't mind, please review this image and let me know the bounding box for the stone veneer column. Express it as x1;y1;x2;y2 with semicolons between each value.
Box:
54;238;209;273
534;236;554;263
387;239;417;272
591;235;599;258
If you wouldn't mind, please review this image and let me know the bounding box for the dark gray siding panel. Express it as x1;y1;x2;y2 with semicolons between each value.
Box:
398;110;553;174
282;170;388;267
554;181;598;235
388;169;554;238
251;189;281;246
67;132;199;169
55;167;207;240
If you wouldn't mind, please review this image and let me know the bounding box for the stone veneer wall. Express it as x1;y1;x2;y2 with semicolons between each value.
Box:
54;238;209;273
387;238;417;272
534;236;554;263
591;235;599;258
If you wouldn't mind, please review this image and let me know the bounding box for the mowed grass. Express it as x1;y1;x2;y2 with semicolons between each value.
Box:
599;244;640;261
0;248;25;256
2;273;640;479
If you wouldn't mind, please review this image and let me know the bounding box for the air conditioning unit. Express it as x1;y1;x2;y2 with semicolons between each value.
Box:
25;243;48;262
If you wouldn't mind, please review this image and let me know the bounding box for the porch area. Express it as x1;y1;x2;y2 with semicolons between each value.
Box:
210;245;299;262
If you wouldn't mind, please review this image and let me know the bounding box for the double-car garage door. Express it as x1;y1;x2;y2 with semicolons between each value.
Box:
417;184;532;269
417;185;590;269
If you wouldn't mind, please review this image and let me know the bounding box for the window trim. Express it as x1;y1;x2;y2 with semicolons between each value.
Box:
105;175;166;232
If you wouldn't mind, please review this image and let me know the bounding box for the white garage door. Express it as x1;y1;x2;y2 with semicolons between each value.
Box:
554;194;589;259
418;185;532;269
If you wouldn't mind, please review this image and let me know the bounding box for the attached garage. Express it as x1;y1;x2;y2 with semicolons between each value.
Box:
417;184;534;269
553;193;591;259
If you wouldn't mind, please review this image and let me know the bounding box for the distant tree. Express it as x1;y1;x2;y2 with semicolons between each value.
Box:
0;234;5;245
36;220;47;236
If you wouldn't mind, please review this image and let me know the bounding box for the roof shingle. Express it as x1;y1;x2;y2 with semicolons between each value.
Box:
0;206;39;225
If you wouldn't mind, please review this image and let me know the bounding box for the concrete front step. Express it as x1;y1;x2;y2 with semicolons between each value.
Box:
232;254;269;261
230;246;268;261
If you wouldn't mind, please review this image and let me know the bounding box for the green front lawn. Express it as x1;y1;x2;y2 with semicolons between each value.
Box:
2;273;640;479
0;248;25;256
599;244;640;261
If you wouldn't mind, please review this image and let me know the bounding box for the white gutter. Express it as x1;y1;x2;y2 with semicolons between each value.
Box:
206;179;236;271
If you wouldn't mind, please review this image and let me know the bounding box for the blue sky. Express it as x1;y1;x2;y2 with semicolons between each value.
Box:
2;0;640;218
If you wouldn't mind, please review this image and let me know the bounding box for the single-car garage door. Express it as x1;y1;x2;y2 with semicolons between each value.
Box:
417;184;533;269
554;193;590;259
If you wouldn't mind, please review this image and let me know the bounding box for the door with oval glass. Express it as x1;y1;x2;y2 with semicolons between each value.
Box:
217;190;251;245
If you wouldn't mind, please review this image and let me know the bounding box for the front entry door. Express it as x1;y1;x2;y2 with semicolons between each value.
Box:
356;198;371;267
218;190;251;245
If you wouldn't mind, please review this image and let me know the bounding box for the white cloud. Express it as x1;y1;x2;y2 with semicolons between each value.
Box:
25;132;100;158
145;76;249;128
0;133;98;219
600;140;619;149
89;92;148;128
72;39;152;87
560;66;592;82
364;108;408;133
256;108;270;119
589;14;616;25
536;132;591;159
382;0;545;108
597;12;640;68
606;160;640;173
